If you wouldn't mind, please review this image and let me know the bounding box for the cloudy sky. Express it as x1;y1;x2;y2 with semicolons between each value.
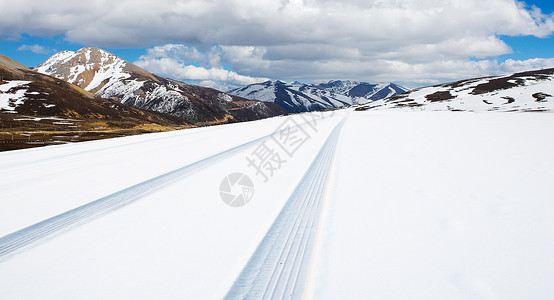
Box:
1;0;554;90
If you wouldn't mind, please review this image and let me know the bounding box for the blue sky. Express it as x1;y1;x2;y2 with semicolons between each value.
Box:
496;0;554;61
498;35;554;60
526;0;554;13
1;0;554;89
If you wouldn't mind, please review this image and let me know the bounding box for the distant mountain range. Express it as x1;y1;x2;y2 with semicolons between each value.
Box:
355;68;554;112
35;48;286;125
228;80;408;113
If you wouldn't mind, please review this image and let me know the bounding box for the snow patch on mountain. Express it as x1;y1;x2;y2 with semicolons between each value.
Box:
218;93;233;102
86;58;130;91
99;79;145;104
0;80;31;111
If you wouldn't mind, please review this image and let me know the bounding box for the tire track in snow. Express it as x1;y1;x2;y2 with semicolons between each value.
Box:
225;117;346;300
0;115;334;261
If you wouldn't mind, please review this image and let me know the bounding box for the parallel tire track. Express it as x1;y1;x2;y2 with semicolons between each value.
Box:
225;117;346;300
0;116;332;261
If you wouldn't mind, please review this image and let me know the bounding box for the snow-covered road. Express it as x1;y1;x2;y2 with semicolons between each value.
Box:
0;114;332;259
1;110;553;299
225;118;346;299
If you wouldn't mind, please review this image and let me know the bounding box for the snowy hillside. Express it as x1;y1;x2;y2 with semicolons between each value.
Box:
1;109;553;299
228;80;407;113
356;68;554;112
35;48;286;124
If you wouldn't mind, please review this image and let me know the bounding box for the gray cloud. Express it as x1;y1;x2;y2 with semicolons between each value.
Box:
2;0;554;87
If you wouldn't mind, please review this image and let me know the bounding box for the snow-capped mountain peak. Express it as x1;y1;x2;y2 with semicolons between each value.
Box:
36;47;131;92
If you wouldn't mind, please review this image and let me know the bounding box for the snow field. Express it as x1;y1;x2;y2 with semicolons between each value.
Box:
1;110;553;299
313;111;554;299
0;111;344;299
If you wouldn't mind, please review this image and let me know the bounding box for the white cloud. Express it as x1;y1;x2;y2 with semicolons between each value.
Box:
141;44;207;64
2;0;554;87
500;58;554;73
17;44;55;54
134;50;269;90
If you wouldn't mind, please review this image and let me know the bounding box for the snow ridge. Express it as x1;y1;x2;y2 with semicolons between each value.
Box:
34;51;75;74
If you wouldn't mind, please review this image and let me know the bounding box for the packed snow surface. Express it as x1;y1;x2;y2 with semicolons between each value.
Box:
0;110;553;299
